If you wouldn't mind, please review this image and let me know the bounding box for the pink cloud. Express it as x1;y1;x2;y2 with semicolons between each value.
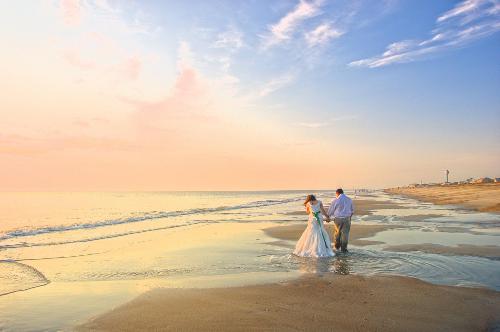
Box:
0;133;135;156
72;117;110;128
72;119;91;128
62;49;95;70
62;50;143;81
90;117;110;124
124;65;212;122
120;56;142;80
85;31;120;54
60;0;83;26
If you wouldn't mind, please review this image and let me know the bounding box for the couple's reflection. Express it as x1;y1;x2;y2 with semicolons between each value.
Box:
296;253;351;275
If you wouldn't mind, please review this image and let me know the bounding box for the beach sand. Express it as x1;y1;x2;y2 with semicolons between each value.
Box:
76;194;500;331
78;274;500;332
386;183;500;213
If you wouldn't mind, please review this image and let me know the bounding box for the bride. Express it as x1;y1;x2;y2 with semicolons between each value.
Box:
293;194;335;257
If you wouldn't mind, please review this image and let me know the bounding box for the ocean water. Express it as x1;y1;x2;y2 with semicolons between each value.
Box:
0;190;499;331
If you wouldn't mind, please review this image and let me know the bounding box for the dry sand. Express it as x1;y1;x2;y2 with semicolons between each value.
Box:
79;274;500;332
386;183;500;213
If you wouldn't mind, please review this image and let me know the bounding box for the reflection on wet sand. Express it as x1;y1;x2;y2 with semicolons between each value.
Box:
333;255;352;275
292;253;352;275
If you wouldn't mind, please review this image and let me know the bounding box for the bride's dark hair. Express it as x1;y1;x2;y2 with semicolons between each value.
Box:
304;194;316;206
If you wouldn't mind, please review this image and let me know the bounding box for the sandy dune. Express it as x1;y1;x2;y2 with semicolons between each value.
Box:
386;183;500;213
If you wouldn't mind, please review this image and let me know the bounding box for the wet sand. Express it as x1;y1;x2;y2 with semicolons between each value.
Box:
386;183;500;213
264;223;500;258
264;223;392;246
268;195;500;258
79;274;500;332
285;198;405;217
350;198;406;215
385;243;500;259
276;198;404;246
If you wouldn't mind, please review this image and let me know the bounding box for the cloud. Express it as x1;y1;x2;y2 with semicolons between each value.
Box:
305;22;343;47
72;117;109;128
62;49;96;70
295;122;329;128
62;48;143;80
258;74;295;97
261;0;323;48
92;0;159;35
295;115;358;128
53;1;155;83
0;133;134;155
124;66;207;118
213;27;244;51
349;0;500;68
60;0;83;26
119;56;142;80
57;0;160;36
382;40;416;56
122;42;214;129
177;41;194;69
437;0;485;23
72;119;91;127
93;0;118;14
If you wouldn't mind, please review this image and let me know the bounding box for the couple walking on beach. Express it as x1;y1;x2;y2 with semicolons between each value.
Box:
293;189;354;258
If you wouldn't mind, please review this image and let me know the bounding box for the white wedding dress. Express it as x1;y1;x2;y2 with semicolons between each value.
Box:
293;201;335;257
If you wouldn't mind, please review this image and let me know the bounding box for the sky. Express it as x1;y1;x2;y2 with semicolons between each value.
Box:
0;0;499;191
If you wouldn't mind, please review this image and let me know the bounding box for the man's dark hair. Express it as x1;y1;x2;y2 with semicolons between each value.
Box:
336;188;344;195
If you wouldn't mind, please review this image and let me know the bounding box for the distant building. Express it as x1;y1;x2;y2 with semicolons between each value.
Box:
472;177;494;184
400;176;499;188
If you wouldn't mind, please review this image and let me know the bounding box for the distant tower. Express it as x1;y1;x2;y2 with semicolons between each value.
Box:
444;169;450;183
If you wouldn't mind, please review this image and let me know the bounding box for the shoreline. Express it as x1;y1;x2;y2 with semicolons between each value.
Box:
385;183;500;213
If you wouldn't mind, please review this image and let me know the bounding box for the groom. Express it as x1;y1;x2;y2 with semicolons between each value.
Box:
327;189;354;253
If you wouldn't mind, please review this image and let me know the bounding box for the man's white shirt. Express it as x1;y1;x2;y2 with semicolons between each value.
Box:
328;194;354;218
